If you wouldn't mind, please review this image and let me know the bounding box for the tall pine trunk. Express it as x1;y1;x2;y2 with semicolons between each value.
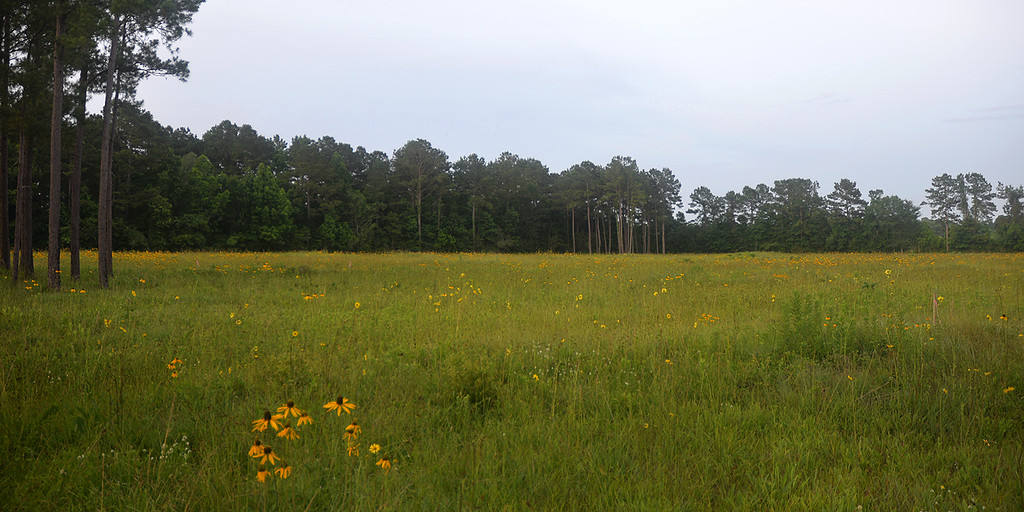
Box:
586;200;591;254
70;65;87;280
48;9;65;290
0;13;9;271
571;207;576;253
98;17;122;288
13;130;33;280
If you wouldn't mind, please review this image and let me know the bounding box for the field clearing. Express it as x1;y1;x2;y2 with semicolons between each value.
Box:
2;251;1023;510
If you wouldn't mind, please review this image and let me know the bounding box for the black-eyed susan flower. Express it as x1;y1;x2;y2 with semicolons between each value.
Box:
248;439;264;458
277;425;300;440
274;465;292;479
369;443;381;454
277;401;302;418
252;411;283;432
376;457;392;473
347;442;360;456
323;396;356;415
297;412;313;427
259;446;281;465
344;421;361;441
257;466;271;482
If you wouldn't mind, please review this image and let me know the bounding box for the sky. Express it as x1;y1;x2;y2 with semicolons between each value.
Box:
135;0;1024;212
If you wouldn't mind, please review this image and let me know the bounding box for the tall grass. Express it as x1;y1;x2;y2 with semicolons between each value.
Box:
1;251;1021;510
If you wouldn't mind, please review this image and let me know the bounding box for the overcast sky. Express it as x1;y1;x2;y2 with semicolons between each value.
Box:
136;0;1024;211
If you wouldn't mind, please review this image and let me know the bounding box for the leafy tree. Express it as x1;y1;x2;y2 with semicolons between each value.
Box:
392;139;448;249
687;186;724;225
453;154;491;251
995;183;1024;251
201;120;277;174
246;163;292;249
825;179;867;251
863;189;921;251
962;172;996;222
924;173;960;251
771;178;826;251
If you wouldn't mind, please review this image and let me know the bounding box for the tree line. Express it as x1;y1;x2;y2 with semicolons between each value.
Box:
4;2;1024;294
2;0;202;289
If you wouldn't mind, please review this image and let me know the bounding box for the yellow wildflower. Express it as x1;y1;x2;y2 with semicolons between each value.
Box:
248;439;263;458
274;465;292;479
344;421;361;441
252;411;283;432
257;466;271;483
297;412;313;426
376;457;392;473
277;401;302;418
369;443;381;454
323;396;356;415
277;425;300;440
258;446;281;465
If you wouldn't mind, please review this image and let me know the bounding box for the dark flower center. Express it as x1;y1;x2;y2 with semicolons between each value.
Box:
286;401;294;408
263;411;272;421
336;396;344;404
254;439;262;447
264;446;272;455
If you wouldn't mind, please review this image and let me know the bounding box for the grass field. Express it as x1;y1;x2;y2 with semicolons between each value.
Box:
2;251;1022;510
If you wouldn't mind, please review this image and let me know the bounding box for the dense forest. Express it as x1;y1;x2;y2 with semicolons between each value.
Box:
3;2;1024;291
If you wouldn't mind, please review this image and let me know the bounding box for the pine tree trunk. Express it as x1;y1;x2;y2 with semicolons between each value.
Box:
586;201;591;254
662;219;666;254
0;14;8;271
98;17;122;288
48;10;65;290
70;65;87;280
415;169;422;249
471;201;476;250
14;129;33;279
571;207;576;253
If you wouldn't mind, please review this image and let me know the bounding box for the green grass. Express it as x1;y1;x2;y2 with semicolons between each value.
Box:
2;251;1022;510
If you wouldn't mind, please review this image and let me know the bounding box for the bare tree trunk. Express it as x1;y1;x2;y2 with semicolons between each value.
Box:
662;219;666;254
0;14;9;271
70;64;87;280
415;169;422;248
471;201;476;250
98;17;122;288
0;119;7;272
586;201;591;254
571;207;576;253
616;203;623;253
13;129;33;280
48;9;65;290
594;215;600;254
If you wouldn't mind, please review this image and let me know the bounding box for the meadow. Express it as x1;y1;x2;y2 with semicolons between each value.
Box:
1;251;1022;511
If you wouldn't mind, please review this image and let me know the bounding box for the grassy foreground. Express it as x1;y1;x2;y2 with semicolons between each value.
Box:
1;251;1022;510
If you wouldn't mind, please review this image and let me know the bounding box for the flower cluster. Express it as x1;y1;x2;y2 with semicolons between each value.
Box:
321;396;392;472
247;395;393;483
248;400;310;482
